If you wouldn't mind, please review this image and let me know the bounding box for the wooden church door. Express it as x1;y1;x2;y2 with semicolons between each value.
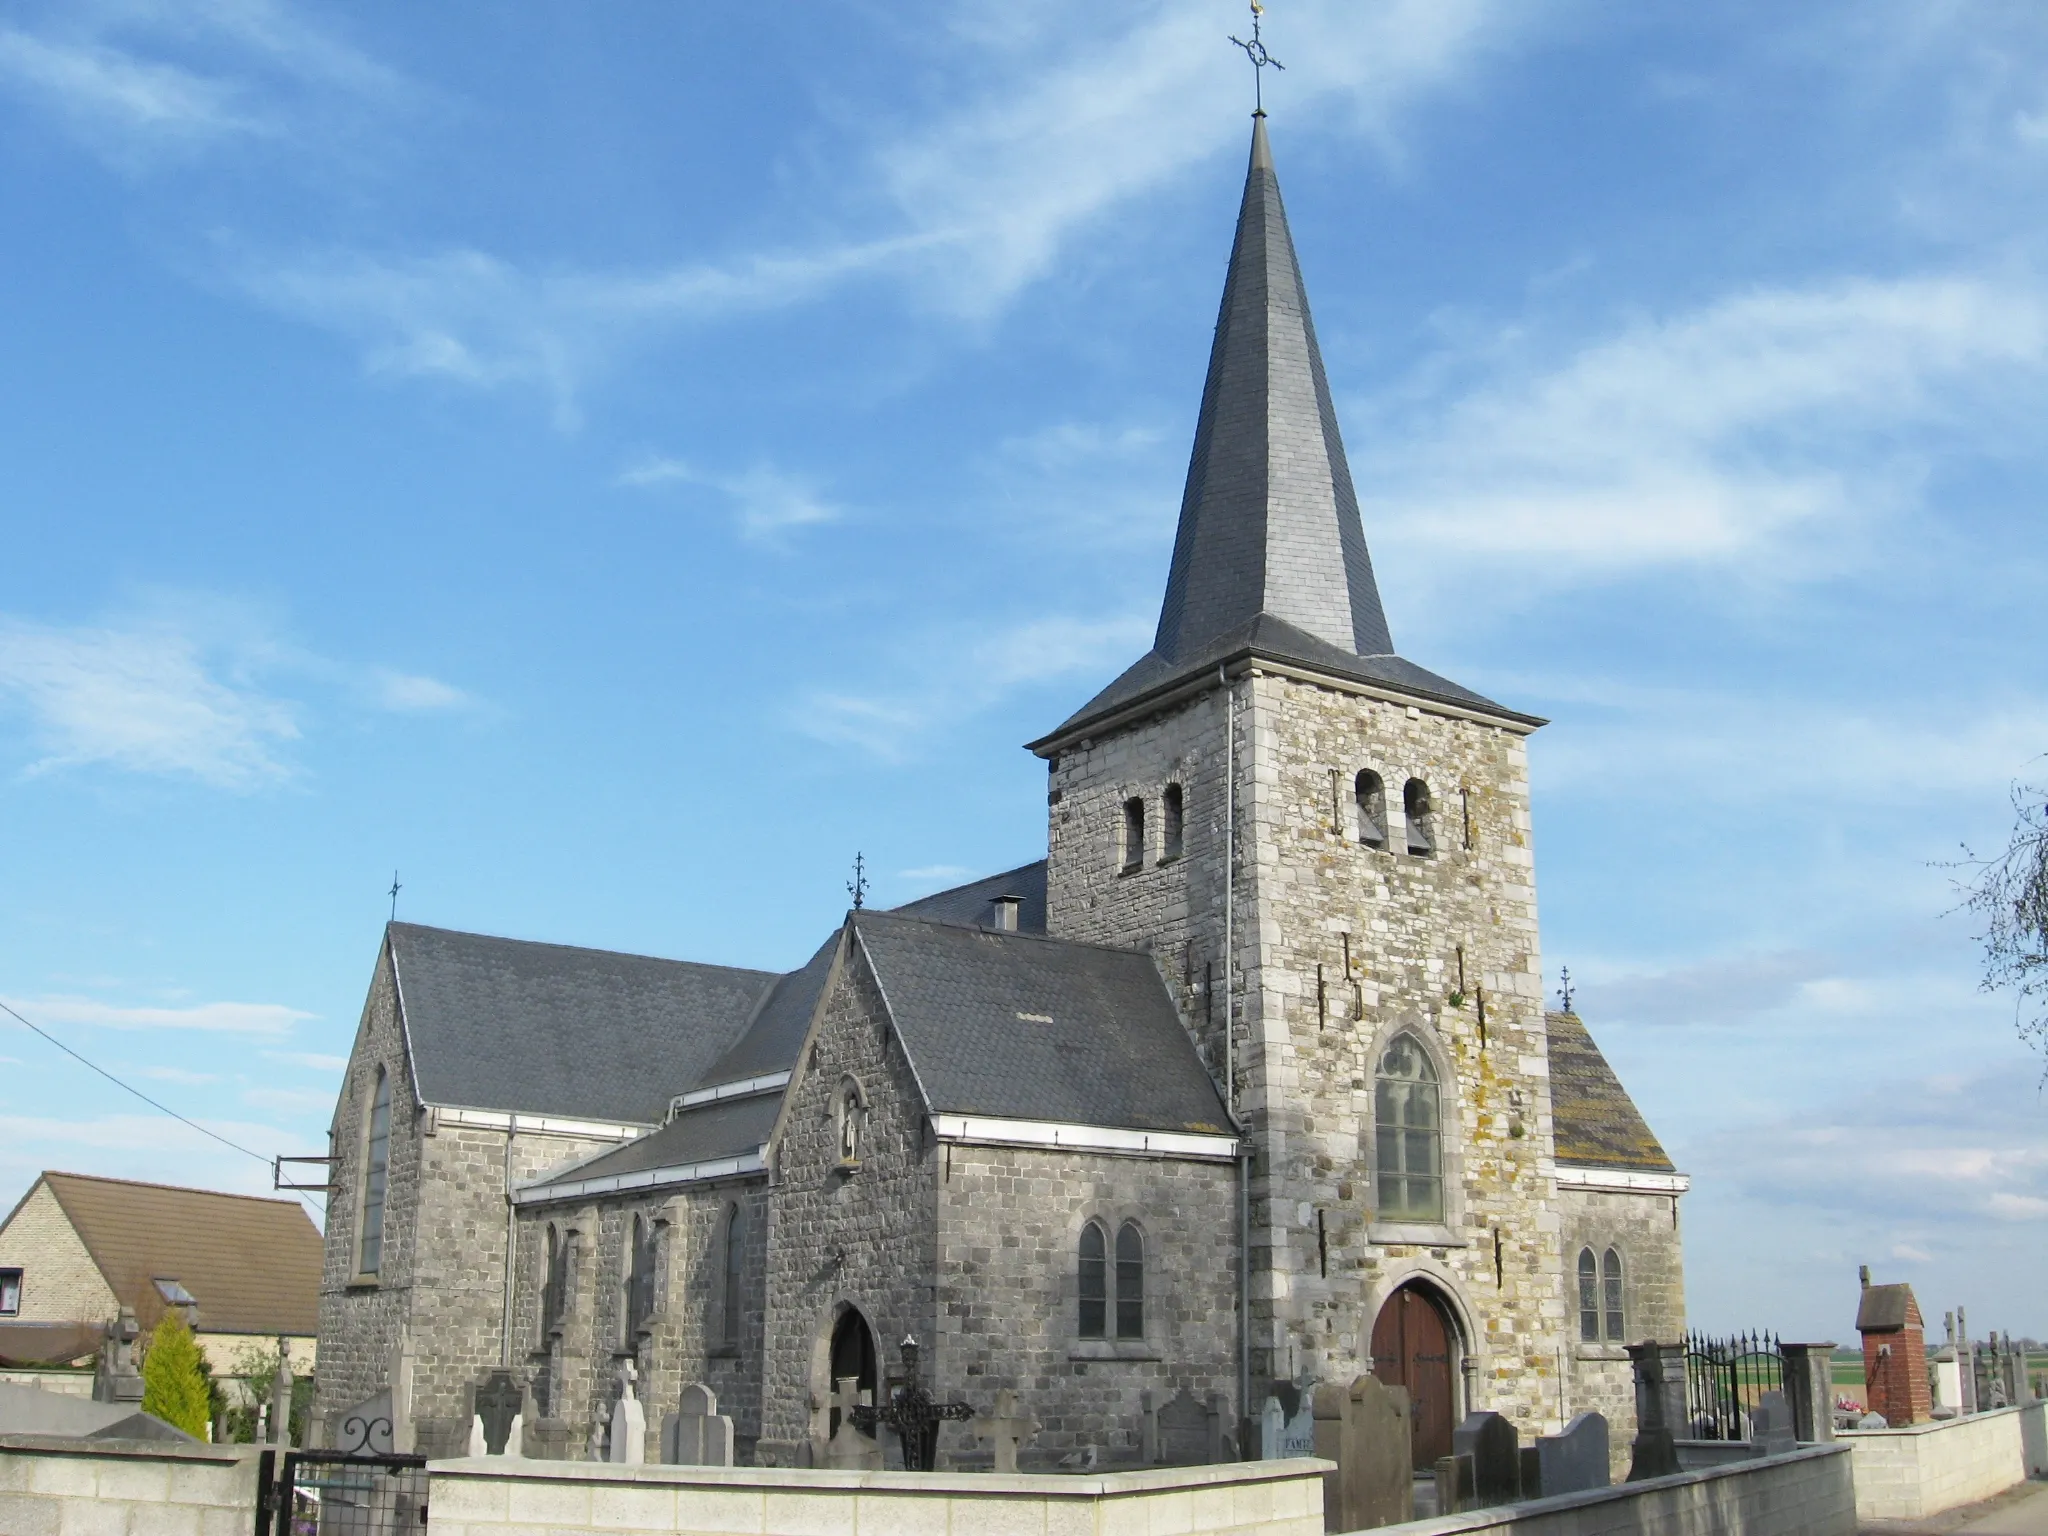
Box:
1371;1282;1456;1469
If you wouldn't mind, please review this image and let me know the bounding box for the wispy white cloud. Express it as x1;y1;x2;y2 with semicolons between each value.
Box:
0;615;299;788
241;1086;334;1114
617;457;842;542
135;1065;221;1085
797;612;1151;758
3;994;311;1036
1577;950;1836;1029
370;670;472;713
898;864;972;884
1365;275;2048;592
0;27;260;158
261;1050;346;1071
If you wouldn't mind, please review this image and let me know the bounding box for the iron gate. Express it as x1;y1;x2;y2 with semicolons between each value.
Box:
254;1445;429;1536
1684;1330;1783;1441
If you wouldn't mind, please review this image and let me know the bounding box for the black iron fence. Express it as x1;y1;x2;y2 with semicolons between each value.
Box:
1684;1330;1784;1441
255;1446;429;1536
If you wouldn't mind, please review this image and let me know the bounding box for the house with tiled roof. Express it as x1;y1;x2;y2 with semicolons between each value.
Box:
0;1172;322;1374
314;113;1686;1472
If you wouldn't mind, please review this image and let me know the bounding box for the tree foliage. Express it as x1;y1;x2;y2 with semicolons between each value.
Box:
141;1312;212;1439
1958;782;2048;1054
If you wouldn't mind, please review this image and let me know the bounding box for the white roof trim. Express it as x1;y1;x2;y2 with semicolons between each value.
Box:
1556;1165;1691;1195
933;1114;1240;1162
430;1106;649;1141
513;1147;768;1204
668;1070;790;1117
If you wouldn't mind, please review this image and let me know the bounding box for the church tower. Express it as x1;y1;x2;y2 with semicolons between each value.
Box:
1031;116;1569;1448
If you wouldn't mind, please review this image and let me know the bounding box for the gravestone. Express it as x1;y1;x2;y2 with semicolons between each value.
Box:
1452;1411;1520;1507
609;1360;646;1465
1207;1391;1234;1462
1140;1389;1159;1464
1749;1391;1795;1455
93;1308;143;1405
825;1377;883;1470
269;1347;294;1448
662;1383;735;1467
1625;1342;1686;1480
332;1389;395;1455
1532;1412;1609;1498
1433;1453;1473;1516
1261;1396;1285;1460
474;1371;523;1456
1156;1389;1210;1465
975;1389;1040;1474
1313;1375;1411;1531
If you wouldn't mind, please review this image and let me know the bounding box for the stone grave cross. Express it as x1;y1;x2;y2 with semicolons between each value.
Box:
975;1389;1041;1474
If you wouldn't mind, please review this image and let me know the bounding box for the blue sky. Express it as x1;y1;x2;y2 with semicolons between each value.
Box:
1;0;2044;1345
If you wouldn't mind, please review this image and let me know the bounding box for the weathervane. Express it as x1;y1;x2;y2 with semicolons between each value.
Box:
847;852;868;911
388;870;402;922
1557;966;1574;1013
1229;1;1285;115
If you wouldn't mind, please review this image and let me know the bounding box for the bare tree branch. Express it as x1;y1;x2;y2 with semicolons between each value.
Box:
1954;779;2048;1056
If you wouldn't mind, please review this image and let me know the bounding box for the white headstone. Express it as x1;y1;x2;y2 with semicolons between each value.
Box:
1261;1396;1286;1459
609;1360;646;1465
468;1415;488;1457
503;1414;524;1459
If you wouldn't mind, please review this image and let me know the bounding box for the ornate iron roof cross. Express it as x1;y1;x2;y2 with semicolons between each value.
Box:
1229;1;1285;115
847;851;868;911
1557;965;1575;1013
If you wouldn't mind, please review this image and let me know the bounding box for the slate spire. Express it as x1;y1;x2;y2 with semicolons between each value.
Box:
1153;114;1393;663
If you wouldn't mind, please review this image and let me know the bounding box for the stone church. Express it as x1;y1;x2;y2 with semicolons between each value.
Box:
314;115;1688;1472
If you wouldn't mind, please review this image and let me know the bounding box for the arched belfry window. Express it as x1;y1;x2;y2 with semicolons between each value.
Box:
1162;784;1185;861
1374;1033;1443;1222
1404;779;1435;857
1078;1221;1107;1339
1577;1248;1600;1342
1356;771;1387;849
1602;1248;1625;1342
836;1078;867;1165
722;1204;745;1350
356;1067;391;1277
1115;1222;1144;1339
1121;797;1146;872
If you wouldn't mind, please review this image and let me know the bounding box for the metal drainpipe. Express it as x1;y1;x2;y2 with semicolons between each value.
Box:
501;1115;518;1368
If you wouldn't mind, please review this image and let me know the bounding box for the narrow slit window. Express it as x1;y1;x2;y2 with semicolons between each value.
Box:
357;1067;391;1277
1373;1033;1443;1222
1602;1248;1625;1342
540;1225;566;1340
1162;784;1184;860
722;1204;746;1349
1115;1222;1144;1340
623;1214;657;1345
1122;798;1146;872
1355;771;1386;849
1578;1248;1600;1342
1404;779;1435;857
1078;1222;1107;1339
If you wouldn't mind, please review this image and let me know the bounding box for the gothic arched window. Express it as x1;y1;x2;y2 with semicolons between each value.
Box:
1078;1221;1108;1339
1374;1033;1443;1222
836;1078;867;1165
1602;1248;1625;1342
1115;1221;1145;1340
1404;779;1435;857
721;1204;745;1350
356;1067;391;1277
1356;770;1387;849
1162;784;1185;861
1122;797;1146;872
623;1214;657;1345
1578;1248;1600;1342
540;1224;567;1341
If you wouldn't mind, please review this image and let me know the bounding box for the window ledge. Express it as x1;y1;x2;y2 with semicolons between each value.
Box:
1366;1222;1468;1248
1117;864;1143;878
345;1275;382;1290
1575;1343;1629;1362
1067;1340;1161;1362
706;1344;741;1360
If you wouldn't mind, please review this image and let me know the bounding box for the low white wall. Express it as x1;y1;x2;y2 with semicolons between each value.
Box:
1353;1444;1854;1536
0;1433;262;1535
1841;1401;2048;1522
425;1454;1330;1536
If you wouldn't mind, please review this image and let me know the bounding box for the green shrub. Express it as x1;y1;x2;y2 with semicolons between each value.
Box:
141;1312;212;1439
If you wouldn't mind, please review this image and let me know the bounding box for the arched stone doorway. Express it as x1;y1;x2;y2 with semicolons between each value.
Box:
1371;1280;1459;1469
827;1306;878;1440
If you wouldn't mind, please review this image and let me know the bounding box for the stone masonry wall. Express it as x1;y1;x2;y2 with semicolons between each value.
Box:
0;1182;119;1325
1558;1184;1688;1470
1045;669;1571;1434
933;1143;1240;1464
761;937;937;1462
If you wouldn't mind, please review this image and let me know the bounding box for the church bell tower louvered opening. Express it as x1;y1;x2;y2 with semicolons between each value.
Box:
1035;116;1573;1423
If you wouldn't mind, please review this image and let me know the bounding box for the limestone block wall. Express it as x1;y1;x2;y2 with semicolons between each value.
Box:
1557;1184;1687;1466
1045;669;1567;1431
761;942;937;1461
0;1181;118;1325
0;1436;264;1536
933;1142;1241;1463
1843;1401;2048;1522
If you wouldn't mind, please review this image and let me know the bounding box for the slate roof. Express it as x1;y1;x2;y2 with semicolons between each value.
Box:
526;1094;783;1195
22;1172;323;1337
387;922;776;1125
1856;1283;1921;1333
1036;117;1535;748
852;910;1232;1134
690;932;840;1090
891;861;1049;935
1545;1012;1676;1174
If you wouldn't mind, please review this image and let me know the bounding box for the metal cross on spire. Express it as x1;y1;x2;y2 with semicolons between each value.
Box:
1229;1;1285;115
388;870;402;922
847;851;868;911
1557;966;1575;1014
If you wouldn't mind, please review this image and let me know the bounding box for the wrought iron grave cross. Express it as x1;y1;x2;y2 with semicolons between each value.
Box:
851;1335;974;1471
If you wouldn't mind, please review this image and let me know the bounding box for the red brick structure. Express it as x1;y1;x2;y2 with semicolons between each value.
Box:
1856;1268;1931;1427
